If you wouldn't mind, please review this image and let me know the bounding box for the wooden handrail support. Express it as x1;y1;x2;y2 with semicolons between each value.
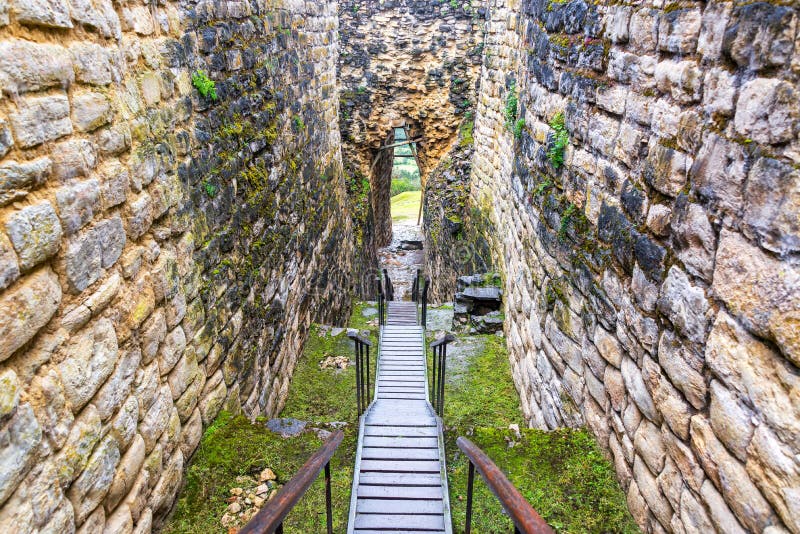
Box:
456;436;555;534
239;430;345;534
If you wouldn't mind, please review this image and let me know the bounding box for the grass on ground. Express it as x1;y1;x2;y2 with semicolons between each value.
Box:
429;331;640;533
390;190;421;224
164;302;379;533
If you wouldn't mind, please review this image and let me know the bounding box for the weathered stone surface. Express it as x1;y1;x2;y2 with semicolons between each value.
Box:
746;424;800;532
67;435;120;524
103;503;132;534
0;267;61;362
0;121;9;158
0;157;51;206
657;267;708;345
98;160;129;210
69;0;121;38
109;396;137;451
93;347;141;421
6;201;62;271
140;309;166;365
643;355;690;440
158;326;186;376
723;3;796;71
9;94;72;147
0;39;73;94
633;419;665;474
71;91;112;132
657;330;706;410
11;0;71;28
124;193;153;241
0;233;19;290
593;326;622;367
690;133;747;217
680;487;715;534
150;450;183;519
55;179;101;235
701;479;747;534
104;434;144;512
69;42;113;85
709;380;753;462
743;157;800;254
0;403;41;506
706;311;800;448
691;415;777;531
52;404;101;487
735;78;798;145
0;368;19;418
657;8;701;53
644;141;690;197
28;369;72;449
633;454;673;528
65;227;102;294
51;139;97;181
670;197;715;281
57;317;118;412
621;355;659;424
138;386;171;453
712;231;800;364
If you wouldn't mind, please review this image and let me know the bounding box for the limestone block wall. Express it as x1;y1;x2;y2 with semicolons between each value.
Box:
0;0;352;532
469;0;800;532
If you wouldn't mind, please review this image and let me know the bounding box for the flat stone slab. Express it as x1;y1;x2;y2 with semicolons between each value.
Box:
266;417;307;437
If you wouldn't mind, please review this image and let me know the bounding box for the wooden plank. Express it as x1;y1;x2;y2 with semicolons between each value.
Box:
359;460;441;473
356;484;443;499
363;426;438;438
353;513;445;531
363;436;439;448
357;498;443;515
358;472;442;486
361;448;440;461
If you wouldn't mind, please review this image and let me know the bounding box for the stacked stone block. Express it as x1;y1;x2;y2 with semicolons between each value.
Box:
468;0;800;532
0;0;352;532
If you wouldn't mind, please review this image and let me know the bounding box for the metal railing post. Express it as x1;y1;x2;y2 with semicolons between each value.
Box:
465;461;475;534
376;277;384;327
421;277;429;328
325;462;333;534
348;331;374;417
429;334;454;418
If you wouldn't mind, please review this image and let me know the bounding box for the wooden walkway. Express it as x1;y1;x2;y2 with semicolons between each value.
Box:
347;302;452;533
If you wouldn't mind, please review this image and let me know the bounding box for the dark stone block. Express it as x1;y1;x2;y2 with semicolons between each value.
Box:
634;233;666;282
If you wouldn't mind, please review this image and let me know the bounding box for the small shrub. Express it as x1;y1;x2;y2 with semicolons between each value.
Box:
203;181;217;197
192;70;217;101
292;114;305;131
459;118;474;147
547;112;569;169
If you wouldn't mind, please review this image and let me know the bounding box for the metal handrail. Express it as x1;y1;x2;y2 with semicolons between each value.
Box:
456;437;554;534
411;269;421;302
420;277;429;327
429;333;455;417
376;276;385;326
348;330;373;416
383;268;394;302
240;430;345;534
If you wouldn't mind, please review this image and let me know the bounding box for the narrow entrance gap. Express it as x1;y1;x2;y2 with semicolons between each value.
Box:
378;126;424;301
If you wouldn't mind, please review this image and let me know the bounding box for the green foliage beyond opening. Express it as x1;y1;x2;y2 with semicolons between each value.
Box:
548;112;569;168
504;83;521;136
191;70;218;101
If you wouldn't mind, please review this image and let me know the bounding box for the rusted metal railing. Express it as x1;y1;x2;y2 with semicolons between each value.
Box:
383;268;394;302
456;436;555;534
239;430;344;534
348;330;373;416
429;333;455;417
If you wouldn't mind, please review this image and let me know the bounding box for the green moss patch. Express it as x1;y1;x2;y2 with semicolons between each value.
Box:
431;331;639;533
165;303;378;533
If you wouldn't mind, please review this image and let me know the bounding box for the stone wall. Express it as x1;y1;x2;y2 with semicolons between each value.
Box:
0;0;353;532
469;0;800;532
338;0;484;251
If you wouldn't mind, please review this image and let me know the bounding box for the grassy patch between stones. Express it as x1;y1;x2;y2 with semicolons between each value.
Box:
164;302;379;533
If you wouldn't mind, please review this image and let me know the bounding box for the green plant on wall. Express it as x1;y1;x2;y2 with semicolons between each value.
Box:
547;112;569;168
504;83;518;129
513;118;525;139
192;70;218;101
292;115;305;131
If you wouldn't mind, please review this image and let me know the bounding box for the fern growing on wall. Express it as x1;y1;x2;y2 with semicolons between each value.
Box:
547;112;569;168
192;70;218;101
